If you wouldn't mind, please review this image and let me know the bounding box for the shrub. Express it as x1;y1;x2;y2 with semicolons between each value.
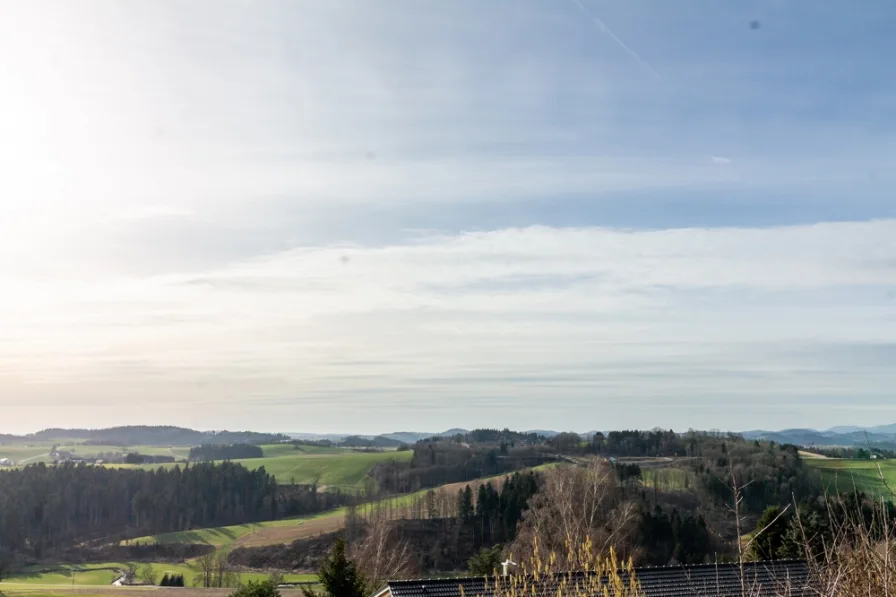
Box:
230;579;281;597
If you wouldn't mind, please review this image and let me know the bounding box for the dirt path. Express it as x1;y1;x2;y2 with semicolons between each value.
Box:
17;453;47;464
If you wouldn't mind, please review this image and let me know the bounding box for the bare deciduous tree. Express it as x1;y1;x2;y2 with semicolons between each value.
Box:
509;460;638;569
139;564;157;586
194;551;215;588
350;503;417;590
124;562;139;585
216;552;241;588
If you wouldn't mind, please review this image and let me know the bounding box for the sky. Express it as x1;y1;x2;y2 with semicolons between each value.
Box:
0;1;895;435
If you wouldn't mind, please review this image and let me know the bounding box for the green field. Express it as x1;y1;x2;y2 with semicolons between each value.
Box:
123;509;342;550
113;450;412;489
2;439;412;491
804;457;896;499
232;451;412;488
0;561;317;588
0;589;312;597
126;464;557;554
0;442;187;465
639;467;694;491
0;442;55;464
257;443;346;457
2;565;122;586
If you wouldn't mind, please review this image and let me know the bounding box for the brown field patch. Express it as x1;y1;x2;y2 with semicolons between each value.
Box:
233;513;347;547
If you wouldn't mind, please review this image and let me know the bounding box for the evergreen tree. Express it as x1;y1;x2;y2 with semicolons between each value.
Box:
303;538;367;597
457;486;474;522
750;506;792;560
468;545;503;576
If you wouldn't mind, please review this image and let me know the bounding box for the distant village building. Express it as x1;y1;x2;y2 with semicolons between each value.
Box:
51;450;75;462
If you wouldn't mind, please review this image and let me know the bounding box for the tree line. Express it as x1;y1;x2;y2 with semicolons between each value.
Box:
124;453;176;464
189;444;265;461
24;425;288;446
0;461;347;558
802;446;896;459
456;471;540;550
370;440;555;495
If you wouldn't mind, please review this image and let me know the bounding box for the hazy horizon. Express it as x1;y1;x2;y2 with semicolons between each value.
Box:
2;2;894;433
3;419;895;439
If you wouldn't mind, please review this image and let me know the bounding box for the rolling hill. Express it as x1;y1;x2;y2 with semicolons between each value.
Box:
742;425;896;448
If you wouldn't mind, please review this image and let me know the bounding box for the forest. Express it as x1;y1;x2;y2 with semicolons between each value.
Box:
0;427;880;586
0;461;347;559
189;443;265;461
22;426;288;446
369;436;556;494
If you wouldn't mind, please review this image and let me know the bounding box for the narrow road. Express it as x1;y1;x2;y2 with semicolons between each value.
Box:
18;453;48;464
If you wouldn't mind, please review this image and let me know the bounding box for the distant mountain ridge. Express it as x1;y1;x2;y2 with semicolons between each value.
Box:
24;426;288;446
286;428;573;444
827;423;896;435
742;423;896;448
287;429;471;444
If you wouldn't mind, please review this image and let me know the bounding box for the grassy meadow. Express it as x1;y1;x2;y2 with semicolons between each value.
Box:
111;448;413;489
122;509;346;550
0;442;187;465
1;440;413;491
0;560;316;588
0;589;312;597
639;467;694;491
804;457;896;499
125;464;557;552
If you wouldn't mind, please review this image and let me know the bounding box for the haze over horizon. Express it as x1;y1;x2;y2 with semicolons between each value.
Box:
2;2;895;434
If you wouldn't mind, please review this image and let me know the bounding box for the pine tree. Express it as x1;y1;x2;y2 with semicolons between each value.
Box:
457;486;474;522
303;538;367;597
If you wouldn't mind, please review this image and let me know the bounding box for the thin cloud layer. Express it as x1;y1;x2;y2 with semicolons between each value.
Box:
2;221;894;432
1;1;895;433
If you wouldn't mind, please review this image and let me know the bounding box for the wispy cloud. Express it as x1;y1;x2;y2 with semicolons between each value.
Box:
2;220;894;431
567;0;663;80
0;1;894;433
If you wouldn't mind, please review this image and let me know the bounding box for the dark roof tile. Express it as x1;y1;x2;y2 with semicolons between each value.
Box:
385;561;811;597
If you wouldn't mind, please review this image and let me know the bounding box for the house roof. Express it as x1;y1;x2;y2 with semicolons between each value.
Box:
383;561;811;597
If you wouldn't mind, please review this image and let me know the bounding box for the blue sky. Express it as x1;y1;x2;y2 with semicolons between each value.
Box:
0;1;894;434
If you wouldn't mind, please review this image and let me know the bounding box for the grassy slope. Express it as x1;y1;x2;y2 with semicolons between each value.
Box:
0;590;311;597
234;450;412;488
1;562;316;587
0;442;55;463
112;450;413;488
804;457;896;498
123;510;340;549
0;443;188;464
258;444;346;457
2;566;122;586
639;466;694;491
127;464;558;551
0;441;337;464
